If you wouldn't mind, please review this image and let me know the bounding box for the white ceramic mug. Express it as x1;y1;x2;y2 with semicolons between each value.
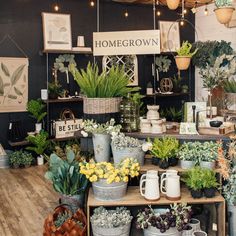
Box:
140;174;160;200
41;89;48;100
161;174;181;200
161;170;178;183
140;170;158;183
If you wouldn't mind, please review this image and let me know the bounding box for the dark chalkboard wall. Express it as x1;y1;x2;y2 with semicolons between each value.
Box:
0;0;195;148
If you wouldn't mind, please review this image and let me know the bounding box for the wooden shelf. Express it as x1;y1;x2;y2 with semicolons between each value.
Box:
87;186;224;207
43;97;83;104
43;49;92;54
148;92;189;97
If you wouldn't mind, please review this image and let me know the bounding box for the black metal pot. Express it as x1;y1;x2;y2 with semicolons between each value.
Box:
168;156;179;166
204;187;216;198
190;189;203;199
152;157;159;166
158;159;169;169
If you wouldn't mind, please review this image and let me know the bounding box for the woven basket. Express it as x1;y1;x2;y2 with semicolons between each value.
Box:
83;97;122;114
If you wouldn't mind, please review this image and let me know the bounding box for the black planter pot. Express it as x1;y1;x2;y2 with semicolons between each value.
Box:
190;189;203;199
158;159;169;169
152;157;159;166
204;187;216;198
49;93;58;99
168;156;178;166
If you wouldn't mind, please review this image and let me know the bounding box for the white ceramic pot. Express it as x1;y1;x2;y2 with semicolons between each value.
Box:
189;218;201;232
35;123;42;133
147;105;160;120
151;120;163;134
180;160;195;169
200;161;215;169
182;226;194;236
37;155;44;165
140;119;152;133
144;226;180;236
192;231;207;236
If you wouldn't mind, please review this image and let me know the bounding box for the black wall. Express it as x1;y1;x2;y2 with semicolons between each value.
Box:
0;0;195;148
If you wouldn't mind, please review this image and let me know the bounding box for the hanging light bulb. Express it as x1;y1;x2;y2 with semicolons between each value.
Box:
204;4;209;16
183;9;187;14
157;10;161;16
90;0;95;7
53;3;59;11
124;9;129;18
180;19;184;26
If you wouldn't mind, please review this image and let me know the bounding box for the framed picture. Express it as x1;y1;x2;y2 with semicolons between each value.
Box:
42;12;72;51
159;21;180;52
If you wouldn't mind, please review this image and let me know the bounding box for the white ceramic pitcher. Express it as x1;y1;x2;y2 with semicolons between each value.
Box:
160;174;181;200
140;171;160;200
140;170;158;182
160;170;178;183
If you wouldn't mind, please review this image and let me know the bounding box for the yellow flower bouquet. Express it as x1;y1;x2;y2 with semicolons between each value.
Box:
79;158;140;184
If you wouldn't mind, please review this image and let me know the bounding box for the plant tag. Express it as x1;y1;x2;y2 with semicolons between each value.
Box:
212;223;217;231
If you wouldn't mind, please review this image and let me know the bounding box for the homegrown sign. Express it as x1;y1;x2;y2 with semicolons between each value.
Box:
93;30;160;56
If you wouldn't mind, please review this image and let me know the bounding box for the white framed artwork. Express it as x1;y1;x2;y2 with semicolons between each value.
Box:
0;57;29;112
159;21;180;52
42;12;72;51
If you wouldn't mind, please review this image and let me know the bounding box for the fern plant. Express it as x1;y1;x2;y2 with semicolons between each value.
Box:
27;99;47;123
176;41;198;57
224;79;236;93
69;62;139;98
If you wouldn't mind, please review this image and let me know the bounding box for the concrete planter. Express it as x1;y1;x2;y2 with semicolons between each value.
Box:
200;161;215;169
180;160;195;169
144;226;180;236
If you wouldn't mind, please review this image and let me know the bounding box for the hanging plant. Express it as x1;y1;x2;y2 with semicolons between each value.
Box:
54;54;76;84
214;0;235;24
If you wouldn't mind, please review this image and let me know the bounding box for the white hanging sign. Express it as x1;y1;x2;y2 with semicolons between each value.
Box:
93;30;160;56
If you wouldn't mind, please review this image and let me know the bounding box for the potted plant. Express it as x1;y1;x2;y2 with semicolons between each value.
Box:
81;119;121;163
135;203;192;235
91;206;133;236
178;142;198;169
224;78;236;104
214;0;235;24
69;63;139;120
26;130;49;164
172;74;182;93
21;151;34;168
198;141;220;169
228;140;236;165
223;166;236;236
79;158;140;201
9;150;23;168
45;150;89;212
175;41;198;70
182;225;194;236
111;133;150;166
149;137;179;168
202;168;219;198
27;99;47;133
48;81;63;99
182;167;204;198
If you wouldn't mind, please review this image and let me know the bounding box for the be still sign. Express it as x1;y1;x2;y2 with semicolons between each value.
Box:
93;30;160;56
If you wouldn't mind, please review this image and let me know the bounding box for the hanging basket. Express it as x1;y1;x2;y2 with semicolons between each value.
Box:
214;7;235;24
83;97;122;114
166;0;180;10
175;56;191;70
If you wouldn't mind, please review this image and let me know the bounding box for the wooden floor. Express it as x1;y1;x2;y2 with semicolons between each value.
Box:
0;166;59;236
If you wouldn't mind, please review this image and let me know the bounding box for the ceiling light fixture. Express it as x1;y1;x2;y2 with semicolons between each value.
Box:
90;0;95;7
157;10;161;16
54;4;59;11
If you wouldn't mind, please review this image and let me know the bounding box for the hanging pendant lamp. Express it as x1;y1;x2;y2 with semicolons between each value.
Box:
166;0;180;10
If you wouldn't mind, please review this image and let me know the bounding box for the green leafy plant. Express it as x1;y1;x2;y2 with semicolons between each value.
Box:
21;151;34;166
202;169;219;189
223;166;236;205
54;211;72;228
172;74;182;93
192;40;233;69
161;107;182;122
26;130;49;155
45;150;88;195
223;79;236;93
69;62;139;98
155;56;171;72
27;99;47;123
182;167;204;191
176;41;198;57
182;85;188;92
149;137;179;160
48;82;63;98
129;92;144;110
215;0;233;7
9;150;33;167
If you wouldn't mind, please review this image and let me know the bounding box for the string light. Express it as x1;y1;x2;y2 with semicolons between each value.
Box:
90;0;95;7
54;4;59;11
157;10;161;16
204;4;209;16
183;9;187;14
124;9;129;18
180;20;184;26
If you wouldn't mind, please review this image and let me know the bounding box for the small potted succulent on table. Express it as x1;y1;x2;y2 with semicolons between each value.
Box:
81;119;121;163
45;150;89;212
79;158;140;201
135;203;192;236
178;142;198;169
91;206;133;236
149;137;179;169
182;167;204;198
111;133;151;166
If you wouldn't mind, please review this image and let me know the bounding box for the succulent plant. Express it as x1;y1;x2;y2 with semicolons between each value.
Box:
54;211;72;228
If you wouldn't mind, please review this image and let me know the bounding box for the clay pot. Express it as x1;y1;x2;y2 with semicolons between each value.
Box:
214;7;235;24
175;56;191;70
166;0;180;10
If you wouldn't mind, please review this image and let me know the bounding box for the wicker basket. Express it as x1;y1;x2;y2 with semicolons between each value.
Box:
83;97;122;114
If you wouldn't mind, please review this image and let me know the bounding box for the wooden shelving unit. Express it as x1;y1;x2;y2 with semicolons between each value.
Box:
87;186;225;236
43;97;83;104
146;92;189;97
43;49;92;54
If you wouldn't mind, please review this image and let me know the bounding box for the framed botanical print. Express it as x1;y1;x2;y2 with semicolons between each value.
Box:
159;21;180;52
42;12;72;51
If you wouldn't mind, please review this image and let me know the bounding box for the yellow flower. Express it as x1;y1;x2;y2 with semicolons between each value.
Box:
123;176;129;182
104;173;109;179
115;176;121;182
89;175;98;182
90;163;96;169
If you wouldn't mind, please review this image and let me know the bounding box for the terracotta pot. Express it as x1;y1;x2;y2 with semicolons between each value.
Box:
166;0;180;10
214;7;235;24
175;56;191;70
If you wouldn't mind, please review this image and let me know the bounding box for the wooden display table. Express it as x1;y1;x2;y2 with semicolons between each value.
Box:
87;186;225;236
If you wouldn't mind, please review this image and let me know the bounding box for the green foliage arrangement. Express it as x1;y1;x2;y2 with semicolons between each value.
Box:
155;56;171;72
176;41;198;57
27;99;47;123
215;0;233;7
223;79;236;93
48;82;63;98
149;137;179;160
26;130;49;156
69;62;139;98
202;169;219;189
9;150;33;167
160;107;182;122
54;211;72;228
45;150;88;196
192;40;233;69
223;166;236;205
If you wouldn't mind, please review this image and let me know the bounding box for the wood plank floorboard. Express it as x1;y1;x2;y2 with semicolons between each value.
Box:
0;166;59;236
